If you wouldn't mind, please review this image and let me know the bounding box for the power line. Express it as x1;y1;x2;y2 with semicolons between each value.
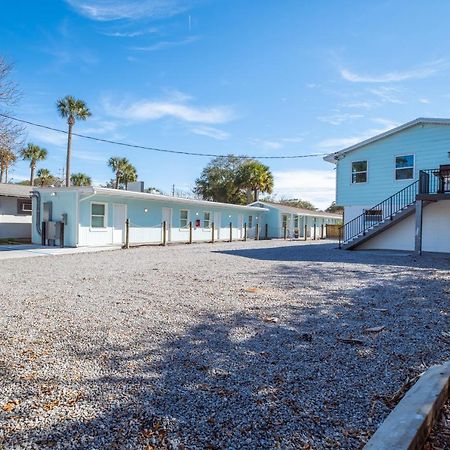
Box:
0;113;328;160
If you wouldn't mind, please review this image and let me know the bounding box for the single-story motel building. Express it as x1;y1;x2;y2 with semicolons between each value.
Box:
30;186;342;247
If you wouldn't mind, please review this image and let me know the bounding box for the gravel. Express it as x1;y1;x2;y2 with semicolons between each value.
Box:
0;240;449;449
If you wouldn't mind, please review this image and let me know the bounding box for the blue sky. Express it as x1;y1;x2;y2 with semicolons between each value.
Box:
3;0;450;208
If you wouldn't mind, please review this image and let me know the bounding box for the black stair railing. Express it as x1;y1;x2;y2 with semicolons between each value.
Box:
338;168;445;247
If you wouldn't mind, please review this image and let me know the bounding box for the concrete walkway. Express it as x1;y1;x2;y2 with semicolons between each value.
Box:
0;244;121;260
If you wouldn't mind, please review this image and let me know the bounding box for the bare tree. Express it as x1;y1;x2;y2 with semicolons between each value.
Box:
0;56;23;177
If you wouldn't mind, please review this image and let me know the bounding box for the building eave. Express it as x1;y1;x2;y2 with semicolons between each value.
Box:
33;186;269;212
323;117;450;164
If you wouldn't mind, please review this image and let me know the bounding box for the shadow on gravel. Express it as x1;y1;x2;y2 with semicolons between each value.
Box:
215;243;450;270
2;260;450;449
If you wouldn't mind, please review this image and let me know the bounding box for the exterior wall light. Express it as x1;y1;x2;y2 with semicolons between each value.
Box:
144;208;148;213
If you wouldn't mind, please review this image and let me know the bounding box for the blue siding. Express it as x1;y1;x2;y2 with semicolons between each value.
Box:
32;190;78;246
336;123;450;206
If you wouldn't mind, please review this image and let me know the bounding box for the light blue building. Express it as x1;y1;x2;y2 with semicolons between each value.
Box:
30;186;341;247
324;118;450;253
31;186;268;247
249;201;341;239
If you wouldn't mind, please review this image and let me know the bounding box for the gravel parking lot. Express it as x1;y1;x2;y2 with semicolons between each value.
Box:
1;240;449;449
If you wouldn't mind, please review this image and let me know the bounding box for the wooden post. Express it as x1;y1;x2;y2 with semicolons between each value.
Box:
229;222;233;242
414;200;423;255
211;222;215;243
313;224;317;240
189;221;193;244
124;218;130;249
244;223;247;241
59;221;64;248
41;221;46;246
283;224;287;240
304;224;307;240
265;223;268;239
321;224;324;239
255;223;259;240
162;221;167;246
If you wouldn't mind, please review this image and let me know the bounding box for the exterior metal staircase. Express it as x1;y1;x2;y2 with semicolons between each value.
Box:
339;169;447;250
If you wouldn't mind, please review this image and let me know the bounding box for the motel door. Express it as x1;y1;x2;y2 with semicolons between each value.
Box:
113;204;127;244
162;207;172;242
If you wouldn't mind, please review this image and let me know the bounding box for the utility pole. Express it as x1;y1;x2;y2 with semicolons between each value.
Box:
172;184;175;197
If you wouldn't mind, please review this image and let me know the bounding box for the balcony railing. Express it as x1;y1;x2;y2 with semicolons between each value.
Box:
339;168;448;248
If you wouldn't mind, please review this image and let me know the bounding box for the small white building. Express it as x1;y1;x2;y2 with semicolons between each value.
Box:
0;184;32;240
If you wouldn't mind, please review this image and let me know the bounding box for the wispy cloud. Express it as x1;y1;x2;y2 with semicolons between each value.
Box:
66;0;190;21
250;138;282;150
340;59;449;83
80;120;119;135
103;95;236;124
318;112;364;126
102;27;159;37
419;98;431;104
368;86;404;104
272;169;336;209
132;36;199;51
190;126;230;140
281;136;305;144
73;150;108;162
318;119;398;150
26;127;68;147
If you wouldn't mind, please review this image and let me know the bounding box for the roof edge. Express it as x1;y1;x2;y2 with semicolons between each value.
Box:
323;117;450;164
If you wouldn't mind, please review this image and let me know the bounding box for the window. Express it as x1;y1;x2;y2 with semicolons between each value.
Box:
294;216;299;228
352;161;368;183
91;203;106;228
180;209;189;228
282;214;290;228
203;211;211;228
248;215;253;228
17;199;32;215
395;155;414;180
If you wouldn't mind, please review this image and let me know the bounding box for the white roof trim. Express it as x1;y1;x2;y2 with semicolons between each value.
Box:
248;201;341;219
33;186;268;212
323;117;450;164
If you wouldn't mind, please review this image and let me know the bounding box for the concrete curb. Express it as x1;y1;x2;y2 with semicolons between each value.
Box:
364;361;450;450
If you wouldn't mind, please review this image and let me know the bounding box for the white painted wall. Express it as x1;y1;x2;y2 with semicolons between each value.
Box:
344;205;371;223
0;196;31;239
358;200;450;253
422;201;450;253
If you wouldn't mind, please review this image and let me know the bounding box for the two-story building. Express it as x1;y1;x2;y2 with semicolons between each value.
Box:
324;118;450;254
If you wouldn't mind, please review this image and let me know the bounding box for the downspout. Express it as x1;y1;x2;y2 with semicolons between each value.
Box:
31;191;41;236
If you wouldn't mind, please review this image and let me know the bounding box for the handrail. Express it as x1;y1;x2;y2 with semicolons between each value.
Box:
338;169;444;248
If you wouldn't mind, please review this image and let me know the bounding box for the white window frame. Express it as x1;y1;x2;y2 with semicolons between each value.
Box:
203;211;211;229
351;160;368;184
179;209;189;229
394;154;415;181
90;202;108;230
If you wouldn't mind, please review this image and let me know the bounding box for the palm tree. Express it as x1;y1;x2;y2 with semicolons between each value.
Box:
71;172;92;187
20;143;47;186
56;95;91;187
0;148;17;183
236;160;274;202
36;168;54;186
108;156;130;189
121;163;137;189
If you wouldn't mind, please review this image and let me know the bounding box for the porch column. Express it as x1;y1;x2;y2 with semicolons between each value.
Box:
414;200;423;255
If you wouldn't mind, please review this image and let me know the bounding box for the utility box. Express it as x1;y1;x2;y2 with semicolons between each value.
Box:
127;181;144;193
46;221;61;241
